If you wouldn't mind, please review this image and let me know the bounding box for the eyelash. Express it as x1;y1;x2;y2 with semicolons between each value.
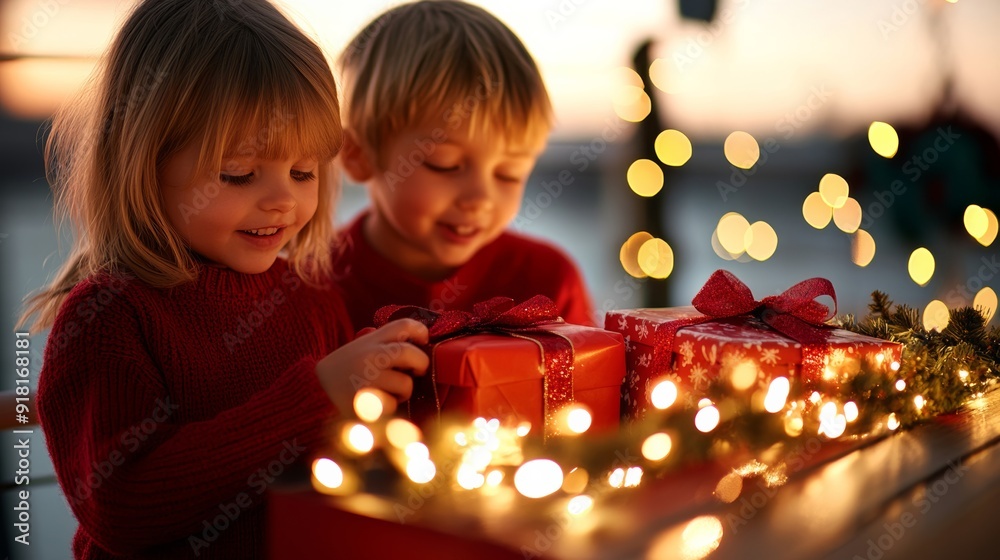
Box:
220;170;317;185
424;163;521;183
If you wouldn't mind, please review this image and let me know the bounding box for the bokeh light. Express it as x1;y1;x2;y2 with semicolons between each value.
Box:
612;84;651;122
655;129;693;167
724;131;760;169
344;423;374;454
764;377;790;413
833;197;862;233
565;406;593;434
977;209;998;246
620;231;654;278
695;406;720;433
641;432;673;462
650;379;679;409
965;205;989;239
974;287;997;323
638;237;675;279
922;300;950;332
353;388;385;423
386;419;422;449
515;460;564;499
868;121;899;158
851;229;876;267
803;192;833;229
627;159;664;197
744;221;778;261
681;516;724;559
908;247;935;286
312;458;344;489
819;173;850;208
717;212;751;254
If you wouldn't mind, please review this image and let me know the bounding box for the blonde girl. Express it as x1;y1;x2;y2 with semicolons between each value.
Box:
21;1;427;558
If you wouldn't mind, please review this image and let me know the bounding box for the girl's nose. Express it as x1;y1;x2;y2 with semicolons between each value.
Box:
259;176;297;213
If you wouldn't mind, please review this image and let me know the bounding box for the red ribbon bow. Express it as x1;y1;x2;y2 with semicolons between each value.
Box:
651;270;837;377
373;296;573;437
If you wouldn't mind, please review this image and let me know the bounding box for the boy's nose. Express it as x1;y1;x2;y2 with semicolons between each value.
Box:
456;174;493;212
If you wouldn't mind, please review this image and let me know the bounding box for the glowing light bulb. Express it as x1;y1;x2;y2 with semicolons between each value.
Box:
650;379;678;409
514;460;563;498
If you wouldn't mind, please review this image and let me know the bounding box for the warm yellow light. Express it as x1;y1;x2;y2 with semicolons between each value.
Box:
959;369;969;381
868;121;899;158
923;300;950;332
612;85;651;122
977;209;998;246
887;413;900;431
624;466;643;488
515;460;564;498
637;238;675;279
764;377;790;413
565;406;593;434
456;464;486;490
567;495;594;516
386;419;422;449
344;423;374;454
714;473;743;503
681;516;724;560
803;192;833;229
641;432;673;462
627;159;664;197
729;361;758;391
974;287;997;322
724;131;760;169
406;459;436;483
895;379;906;391
821;414;847;438
655;129;693;167
516;422;532;437
784;413;804;437
908;247;935;286
711;229;741;261
404;442;429;460
809;391;822;404
914;395;925;411
486;469;504;487
562;468;589;494
833;197;862;233
650;379;678;410
890;361;901;371
965;205;989;239
844;401;859;422
851;229;876;267
695;406;720;433
819;173;850;208
353;388;385;423
608;467;625;488
717;212;751;254
648;58;673;92
620;231;654;279
312;458;344;489
744;221;778;261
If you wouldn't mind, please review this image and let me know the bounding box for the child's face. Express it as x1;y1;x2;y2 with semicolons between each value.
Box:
159;142;320;273
362;121;545;280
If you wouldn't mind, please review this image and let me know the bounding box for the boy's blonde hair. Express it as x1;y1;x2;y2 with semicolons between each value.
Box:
340;0;552;163
20;0;342;331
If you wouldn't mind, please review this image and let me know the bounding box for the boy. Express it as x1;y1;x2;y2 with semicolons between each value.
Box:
335;0;595;329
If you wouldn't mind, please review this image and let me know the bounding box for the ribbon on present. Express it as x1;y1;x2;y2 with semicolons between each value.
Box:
374;296;574;436
651;270;838;380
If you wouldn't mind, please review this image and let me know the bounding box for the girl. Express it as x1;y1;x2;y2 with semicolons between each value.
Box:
20;1;427;558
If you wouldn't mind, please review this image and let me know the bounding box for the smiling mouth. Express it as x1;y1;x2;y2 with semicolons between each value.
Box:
241;227;282;236
442;224;478;237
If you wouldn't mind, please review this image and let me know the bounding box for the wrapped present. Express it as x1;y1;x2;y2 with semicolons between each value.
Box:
605;270;903;421
375;296;626;436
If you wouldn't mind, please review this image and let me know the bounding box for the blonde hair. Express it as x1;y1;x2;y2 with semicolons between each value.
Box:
20;0;342;332
340;0;552;163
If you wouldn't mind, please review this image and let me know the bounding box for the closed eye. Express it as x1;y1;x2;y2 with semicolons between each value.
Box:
425;163;459;173
221;172;253;186
497;175;523;183
291;170;317;182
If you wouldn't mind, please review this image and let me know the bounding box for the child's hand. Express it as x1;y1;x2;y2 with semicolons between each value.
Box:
316;318;430;417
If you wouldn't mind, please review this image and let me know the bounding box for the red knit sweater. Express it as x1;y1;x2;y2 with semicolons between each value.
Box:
37;260;352;559
332;212;596;330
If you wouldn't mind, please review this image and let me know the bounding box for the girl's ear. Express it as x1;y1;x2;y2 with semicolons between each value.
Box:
339;131;374;182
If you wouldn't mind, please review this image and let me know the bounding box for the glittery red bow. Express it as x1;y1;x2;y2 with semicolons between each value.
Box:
651;270;837;376
374;296;574;436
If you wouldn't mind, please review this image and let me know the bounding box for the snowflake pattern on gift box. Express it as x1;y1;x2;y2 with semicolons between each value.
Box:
638;353;652;368
700;344;719;365
678;340;695;367
624;335;633;352
827;348;847;368
759;347;780;366
719;349;748;370
636;320;650;339
689;364;709;390
617;315;628;332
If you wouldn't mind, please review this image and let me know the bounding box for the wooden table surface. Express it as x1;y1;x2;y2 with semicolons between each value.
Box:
270;389;1000;560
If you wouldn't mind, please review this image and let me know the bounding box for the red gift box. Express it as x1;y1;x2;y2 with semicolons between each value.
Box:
604;271;903;421
376;297;626;435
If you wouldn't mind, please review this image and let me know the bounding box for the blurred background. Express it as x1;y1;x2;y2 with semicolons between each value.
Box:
2;0;999;557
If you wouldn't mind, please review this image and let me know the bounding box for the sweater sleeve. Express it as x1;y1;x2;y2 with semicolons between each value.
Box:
37;286;337;555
